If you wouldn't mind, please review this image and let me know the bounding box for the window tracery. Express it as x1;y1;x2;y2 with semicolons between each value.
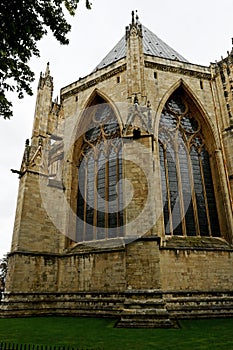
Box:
159;91;220;237
76;99;123;242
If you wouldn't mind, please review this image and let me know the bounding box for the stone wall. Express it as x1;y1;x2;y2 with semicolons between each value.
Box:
3;239;233;324
160;248;233;291
6;248;126;294
6;238;163;294
3;17;233;327
11;173;65;255
126;238;161;289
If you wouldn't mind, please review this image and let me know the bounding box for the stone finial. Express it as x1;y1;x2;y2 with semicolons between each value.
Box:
45;62;50;76
126;10;142;40
131;10;139;25
38;62;53;89
131;10;135;25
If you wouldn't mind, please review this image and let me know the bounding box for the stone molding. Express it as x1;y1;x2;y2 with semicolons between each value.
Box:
61;64;127;100
145;61;211;80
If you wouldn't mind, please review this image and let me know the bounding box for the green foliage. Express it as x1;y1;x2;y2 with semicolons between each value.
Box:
0;255;8;290
0;0;91;119
0;317;233;350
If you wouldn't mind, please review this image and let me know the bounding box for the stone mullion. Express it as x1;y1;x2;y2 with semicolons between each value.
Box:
175;131;186;236
93;149;98;240
116;147;120;236
163;144;173;235
105;148;109;238
83;157;88;241
199;153;212;236
187;147;200;236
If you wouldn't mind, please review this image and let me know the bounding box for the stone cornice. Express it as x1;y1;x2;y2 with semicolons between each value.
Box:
145;61;211;80
61;64;127;101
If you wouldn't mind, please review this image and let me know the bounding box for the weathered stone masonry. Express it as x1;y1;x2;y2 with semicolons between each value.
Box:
1;12;233;327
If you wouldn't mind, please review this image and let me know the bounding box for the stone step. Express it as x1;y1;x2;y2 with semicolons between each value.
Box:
123;299;166;308
116;313;177;328
165;291;233;319
116;291;177;328
116;319;176;328
0;292;125;318
121;307;170;316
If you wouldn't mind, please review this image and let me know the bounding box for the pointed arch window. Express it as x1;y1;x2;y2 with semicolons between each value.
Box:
159;90;220;237
76;96;123;242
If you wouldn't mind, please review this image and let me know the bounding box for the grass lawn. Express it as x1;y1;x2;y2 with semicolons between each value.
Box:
0;317;233;350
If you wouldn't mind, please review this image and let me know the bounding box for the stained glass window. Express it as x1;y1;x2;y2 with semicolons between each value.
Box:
76;97;123;242
159;90;220;237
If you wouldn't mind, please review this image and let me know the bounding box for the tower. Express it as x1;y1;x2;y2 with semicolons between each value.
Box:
1;13;233;327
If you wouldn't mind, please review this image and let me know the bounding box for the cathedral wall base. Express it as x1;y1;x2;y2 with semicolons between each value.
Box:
2;238;233;327
0;291;125;318
1;290;233;328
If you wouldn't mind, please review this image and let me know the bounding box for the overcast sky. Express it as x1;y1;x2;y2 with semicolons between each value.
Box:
0;0;232;258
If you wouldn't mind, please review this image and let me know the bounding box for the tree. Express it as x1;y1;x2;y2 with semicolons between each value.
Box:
0;0;91;119
0;255;8;294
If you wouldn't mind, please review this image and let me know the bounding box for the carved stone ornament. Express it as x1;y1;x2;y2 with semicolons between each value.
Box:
123;98;152;136
45;76;53;87
62;64;127;101
145;61;211;81
19;138;48;176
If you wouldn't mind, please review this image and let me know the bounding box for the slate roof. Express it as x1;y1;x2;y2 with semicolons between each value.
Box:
94;24;188;71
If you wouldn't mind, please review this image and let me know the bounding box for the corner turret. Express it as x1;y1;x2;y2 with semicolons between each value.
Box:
212;40;233;126
32;63;54;143
211;38;233;204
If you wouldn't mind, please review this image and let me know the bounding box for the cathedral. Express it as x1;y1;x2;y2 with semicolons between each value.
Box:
1;12;233;327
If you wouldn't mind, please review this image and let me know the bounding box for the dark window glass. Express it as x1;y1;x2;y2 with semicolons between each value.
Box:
201;150;220;237
76;98;123;242
159;91;220;237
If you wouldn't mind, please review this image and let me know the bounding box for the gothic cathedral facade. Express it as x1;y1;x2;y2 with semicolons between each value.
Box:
1;13;233;327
